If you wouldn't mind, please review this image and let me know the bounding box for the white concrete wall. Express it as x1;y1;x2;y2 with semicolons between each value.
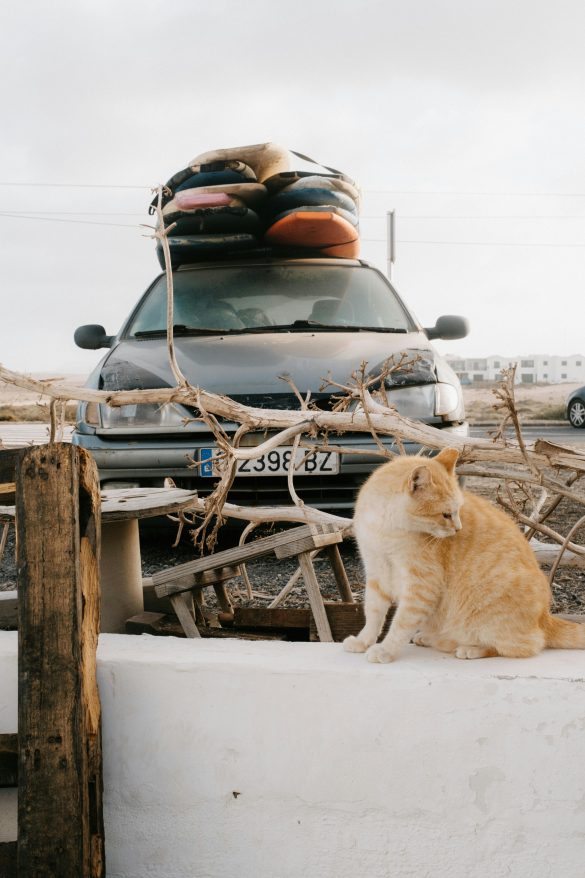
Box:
2;630;585;878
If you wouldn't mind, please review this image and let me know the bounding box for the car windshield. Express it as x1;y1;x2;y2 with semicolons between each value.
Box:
126;263;415;336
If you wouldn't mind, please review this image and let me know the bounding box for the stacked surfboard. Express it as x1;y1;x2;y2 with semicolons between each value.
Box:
151;143;361;267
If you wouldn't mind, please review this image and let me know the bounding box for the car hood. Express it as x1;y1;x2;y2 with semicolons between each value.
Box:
98;330;439;401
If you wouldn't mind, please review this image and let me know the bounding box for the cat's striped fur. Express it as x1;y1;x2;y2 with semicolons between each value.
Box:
344;447;585;662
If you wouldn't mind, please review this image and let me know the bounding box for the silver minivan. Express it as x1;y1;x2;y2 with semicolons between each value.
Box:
72;256;469;511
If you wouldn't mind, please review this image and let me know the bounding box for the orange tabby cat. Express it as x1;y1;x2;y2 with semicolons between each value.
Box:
344;447;585;662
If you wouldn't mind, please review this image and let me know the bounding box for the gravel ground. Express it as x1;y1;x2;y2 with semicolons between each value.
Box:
2;477;584;613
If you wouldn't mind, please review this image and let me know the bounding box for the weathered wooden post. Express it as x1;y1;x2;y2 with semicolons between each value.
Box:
16;444;105;877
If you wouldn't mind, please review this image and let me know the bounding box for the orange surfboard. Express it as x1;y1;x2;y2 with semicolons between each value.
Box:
320;239;361;258
265;210;358;248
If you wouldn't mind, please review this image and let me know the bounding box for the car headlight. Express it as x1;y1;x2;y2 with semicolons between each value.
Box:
434;383;461;417
82;402;189;429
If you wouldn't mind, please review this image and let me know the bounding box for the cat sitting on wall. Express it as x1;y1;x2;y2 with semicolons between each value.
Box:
344;447;585;663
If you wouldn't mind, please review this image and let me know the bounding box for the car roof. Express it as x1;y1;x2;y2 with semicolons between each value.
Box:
174;256;369;272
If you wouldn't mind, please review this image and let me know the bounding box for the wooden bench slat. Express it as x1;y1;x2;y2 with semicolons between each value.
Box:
274;531;342;559
309;603;396;642
152;525;334;593
231;607;311;630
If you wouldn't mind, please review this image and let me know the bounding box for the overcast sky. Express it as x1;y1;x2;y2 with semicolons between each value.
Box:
1;0;584;374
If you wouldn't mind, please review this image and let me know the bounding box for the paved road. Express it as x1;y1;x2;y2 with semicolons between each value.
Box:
0;422;584;449
469;424;585;446
0;423;74;448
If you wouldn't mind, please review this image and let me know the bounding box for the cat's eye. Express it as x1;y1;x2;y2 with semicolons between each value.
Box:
442;513;452;520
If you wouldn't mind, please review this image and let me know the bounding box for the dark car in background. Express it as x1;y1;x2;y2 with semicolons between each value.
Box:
566;387;585;428
72;257;469;511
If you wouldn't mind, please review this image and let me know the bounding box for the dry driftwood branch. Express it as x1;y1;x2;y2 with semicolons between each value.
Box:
497;491;585;557
547;513;585;585
151;184;188;388
2;244;585;578
3;362;585;476
492;365;541;479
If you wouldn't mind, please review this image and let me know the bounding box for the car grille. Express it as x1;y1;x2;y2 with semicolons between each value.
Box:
174;472;363;512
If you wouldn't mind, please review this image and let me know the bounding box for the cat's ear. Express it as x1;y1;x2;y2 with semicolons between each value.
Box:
408;465;431;493
436;447;459;475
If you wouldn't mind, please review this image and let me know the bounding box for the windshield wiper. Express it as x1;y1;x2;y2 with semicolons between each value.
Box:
356;326;408;333
266;321;409;333
133;325;232;338
133;322;410;338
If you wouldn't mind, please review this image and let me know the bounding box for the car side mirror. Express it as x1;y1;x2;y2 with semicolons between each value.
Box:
424;315;469;341
74;324;114;350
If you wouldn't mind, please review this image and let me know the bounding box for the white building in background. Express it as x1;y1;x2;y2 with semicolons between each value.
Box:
446;354;585;385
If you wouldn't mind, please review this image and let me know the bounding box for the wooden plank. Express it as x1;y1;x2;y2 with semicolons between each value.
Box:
231;607;311;630
326;544;355;602
0;733;18;787
0;591;18;628
16;444;105;878
170;593;201;638
193;590;208;627
297;551;333;642
100;486;199;521
143;566;240;612
0;448;24;483
274;531;342;559
0;841;17;877
199;627;286;641
138;616;286;640
143;579;174;614
310;603;395;642
191;566;241;587
557;613;585;624
152;525;322;594
125;611;167;635
213;583;234;614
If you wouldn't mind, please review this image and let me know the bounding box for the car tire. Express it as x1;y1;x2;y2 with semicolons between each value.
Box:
568;398;585;428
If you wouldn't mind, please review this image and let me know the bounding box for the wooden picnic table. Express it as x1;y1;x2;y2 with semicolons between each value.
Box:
0;486;200;633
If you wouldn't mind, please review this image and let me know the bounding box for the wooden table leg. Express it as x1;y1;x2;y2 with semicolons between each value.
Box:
326;544;355;603
298;551;333;642
213;583;234;615
170;593;201;639
100;520;144;633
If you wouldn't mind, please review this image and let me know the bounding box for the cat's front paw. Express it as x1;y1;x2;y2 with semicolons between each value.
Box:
366;643;396;664
412;632;430;647
343;635;368;653
455;645;491;659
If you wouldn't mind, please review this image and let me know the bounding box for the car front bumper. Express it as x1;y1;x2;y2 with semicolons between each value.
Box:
72;423;469;511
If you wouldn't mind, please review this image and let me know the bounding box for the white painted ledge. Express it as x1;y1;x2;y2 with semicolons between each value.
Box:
2;631;585;877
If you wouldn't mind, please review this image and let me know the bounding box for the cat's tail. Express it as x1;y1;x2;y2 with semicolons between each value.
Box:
542;614;585;649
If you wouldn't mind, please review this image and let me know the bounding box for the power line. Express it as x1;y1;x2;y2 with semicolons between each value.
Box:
0;210;145;216
363;189;585;197
0;212;141;228
0;181;150;189
362;237;585;247
362;214;585;220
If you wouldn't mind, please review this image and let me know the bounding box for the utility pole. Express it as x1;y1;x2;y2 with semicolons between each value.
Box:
386;210;395;280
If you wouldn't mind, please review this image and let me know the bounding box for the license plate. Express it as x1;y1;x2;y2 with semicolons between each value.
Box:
200;446;339;477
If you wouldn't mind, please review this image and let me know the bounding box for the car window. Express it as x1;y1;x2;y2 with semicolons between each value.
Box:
126;264;415;335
